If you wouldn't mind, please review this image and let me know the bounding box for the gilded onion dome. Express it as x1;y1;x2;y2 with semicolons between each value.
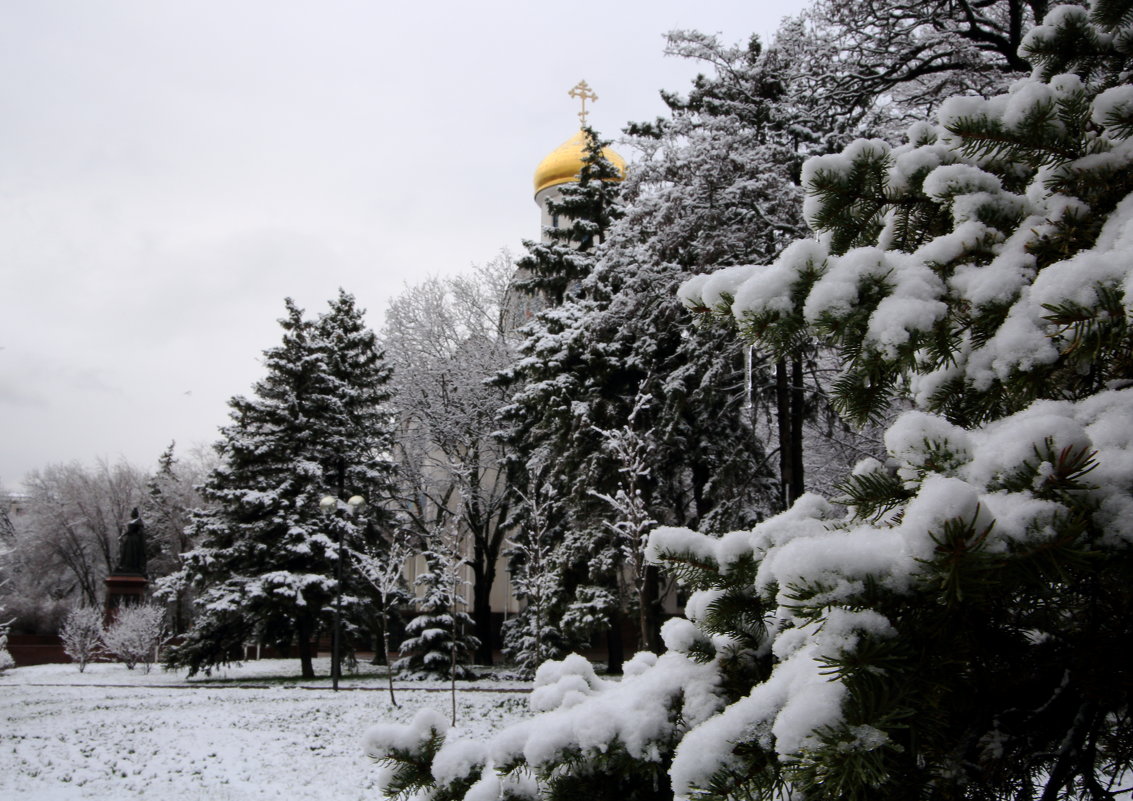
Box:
533;129;627;197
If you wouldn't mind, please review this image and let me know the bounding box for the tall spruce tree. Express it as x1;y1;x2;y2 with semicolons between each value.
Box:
165;292;396;679
501;126;632;668
313;289;400;664
144;443;202;634
505;111;781;665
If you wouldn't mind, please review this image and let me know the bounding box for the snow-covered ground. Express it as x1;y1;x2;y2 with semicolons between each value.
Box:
0;659;532;800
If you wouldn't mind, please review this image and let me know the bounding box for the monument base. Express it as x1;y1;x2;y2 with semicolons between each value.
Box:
104;574;148;626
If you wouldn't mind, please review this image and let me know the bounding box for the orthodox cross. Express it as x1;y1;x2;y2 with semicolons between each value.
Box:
568;80;598;126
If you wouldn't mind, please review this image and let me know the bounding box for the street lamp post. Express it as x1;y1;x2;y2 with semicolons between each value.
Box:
320;493;365;691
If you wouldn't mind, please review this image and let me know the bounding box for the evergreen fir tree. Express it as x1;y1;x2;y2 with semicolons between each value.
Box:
500;125;633;669
165;292;396;679
314;289;400;661
144;442;200;634
393;524;480;681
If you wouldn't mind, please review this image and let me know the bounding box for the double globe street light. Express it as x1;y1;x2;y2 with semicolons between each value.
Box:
319;493;365;691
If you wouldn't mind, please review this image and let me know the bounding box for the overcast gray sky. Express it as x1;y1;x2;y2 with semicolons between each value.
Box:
0;0;810;489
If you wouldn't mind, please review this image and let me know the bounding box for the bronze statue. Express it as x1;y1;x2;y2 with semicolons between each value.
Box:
115;508;147;576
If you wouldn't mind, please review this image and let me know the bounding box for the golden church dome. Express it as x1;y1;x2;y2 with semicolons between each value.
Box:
533;130;627;197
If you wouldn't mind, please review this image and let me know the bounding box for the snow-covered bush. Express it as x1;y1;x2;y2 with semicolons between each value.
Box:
60;606;104;672
102;603;166;672
364;3;1133;800
0;580;13;672
0;633;12;673
0;606;14;673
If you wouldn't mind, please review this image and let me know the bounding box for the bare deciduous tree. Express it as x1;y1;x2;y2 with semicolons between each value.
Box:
21;459;147;608
352;533;412;706
385;253;516;665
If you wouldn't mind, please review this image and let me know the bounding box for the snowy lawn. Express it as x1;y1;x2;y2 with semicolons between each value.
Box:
0;659;532;800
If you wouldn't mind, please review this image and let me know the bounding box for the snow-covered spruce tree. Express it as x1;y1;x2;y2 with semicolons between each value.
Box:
314;289;400;660
395;572;477;682
143;442;204;634
165;292;396;679
394;525;480;684
364;4;1133;800
500;125;636;668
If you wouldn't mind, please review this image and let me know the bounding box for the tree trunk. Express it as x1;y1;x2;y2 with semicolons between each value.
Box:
450;594;458;726
370;616;387;665
472;568;494;665
776;359;794;509
642;565;663;653
606;609;625;675
776;358;806;508
296;614;315;680
384;620;398;707
790;355;806;503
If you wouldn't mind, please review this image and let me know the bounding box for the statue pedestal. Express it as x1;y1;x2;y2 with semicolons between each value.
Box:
104;574;148;626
